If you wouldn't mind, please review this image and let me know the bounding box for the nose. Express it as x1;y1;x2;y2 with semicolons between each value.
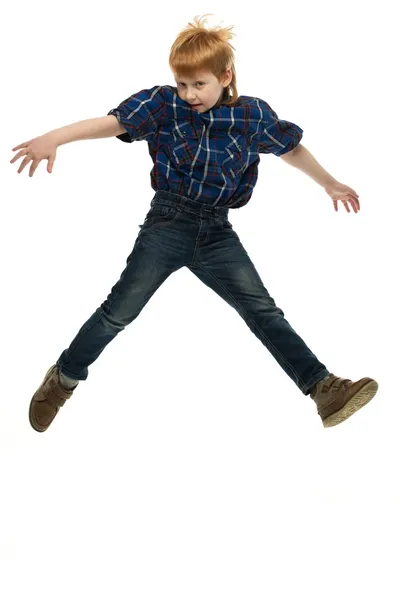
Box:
183;90;198;102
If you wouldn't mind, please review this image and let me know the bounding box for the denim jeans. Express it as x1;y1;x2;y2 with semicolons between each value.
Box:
56;190;329;395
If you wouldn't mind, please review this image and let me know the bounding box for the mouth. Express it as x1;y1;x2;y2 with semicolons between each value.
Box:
191;104;202;107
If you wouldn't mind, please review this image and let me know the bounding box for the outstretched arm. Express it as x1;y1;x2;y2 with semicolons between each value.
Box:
280;144;360;213
280;144;336;187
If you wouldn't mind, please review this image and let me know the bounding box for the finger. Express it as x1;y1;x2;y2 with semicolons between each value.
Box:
10;149;27;164
343;200;350;213
12;142;30;152
333;199;338;212
17;155;31;174
347;187;358;197
29;160;40;177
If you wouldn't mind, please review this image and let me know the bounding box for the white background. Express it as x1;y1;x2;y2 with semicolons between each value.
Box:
2;1;400;598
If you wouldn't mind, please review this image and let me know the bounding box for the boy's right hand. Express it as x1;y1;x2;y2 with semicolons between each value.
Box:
10;133;58;177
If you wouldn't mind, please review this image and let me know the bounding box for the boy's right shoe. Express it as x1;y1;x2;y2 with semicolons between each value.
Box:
29;365;78;433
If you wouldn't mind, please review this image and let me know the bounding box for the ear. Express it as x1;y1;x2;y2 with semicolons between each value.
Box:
223;68;233;87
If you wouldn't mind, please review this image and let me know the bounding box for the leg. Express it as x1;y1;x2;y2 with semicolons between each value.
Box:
56;214;184;381
188;225;329;395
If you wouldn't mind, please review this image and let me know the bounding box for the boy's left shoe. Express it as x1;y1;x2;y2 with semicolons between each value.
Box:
310;374;378;427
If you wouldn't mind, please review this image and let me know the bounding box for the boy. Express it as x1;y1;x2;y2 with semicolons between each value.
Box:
10;17;378;433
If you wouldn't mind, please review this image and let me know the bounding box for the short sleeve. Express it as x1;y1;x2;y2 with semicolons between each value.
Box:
254;98;303;156
107;85;166;144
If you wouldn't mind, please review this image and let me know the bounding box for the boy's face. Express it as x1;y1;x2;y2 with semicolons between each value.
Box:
173;68;232;112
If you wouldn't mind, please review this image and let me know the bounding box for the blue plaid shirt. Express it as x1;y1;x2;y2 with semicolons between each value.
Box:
107;85;303;209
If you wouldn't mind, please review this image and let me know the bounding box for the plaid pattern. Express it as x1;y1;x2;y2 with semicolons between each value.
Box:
107;85;303;208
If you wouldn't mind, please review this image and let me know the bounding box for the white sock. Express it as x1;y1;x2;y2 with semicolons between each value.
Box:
59;370;79;390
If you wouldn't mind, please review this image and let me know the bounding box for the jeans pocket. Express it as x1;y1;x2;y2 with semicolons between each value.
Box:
214;215;233;230
139;205;179;231
220;218;233;230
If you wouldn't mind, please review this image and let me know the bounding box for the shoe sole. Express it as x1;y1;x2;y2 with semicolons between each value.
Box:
29;365;57;432
322;380;379;427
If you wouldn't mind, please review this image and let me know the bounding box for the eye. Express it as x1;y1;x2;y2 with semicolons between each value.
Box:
177;82;204;87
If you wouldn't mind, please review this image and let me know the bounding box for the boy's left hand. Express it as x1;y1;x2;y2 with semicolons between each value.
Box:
324;181;360;213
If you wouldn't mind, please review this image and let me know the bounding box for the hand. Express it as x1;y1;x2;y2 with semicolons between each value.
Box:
324;180;360;213
10;134;58;177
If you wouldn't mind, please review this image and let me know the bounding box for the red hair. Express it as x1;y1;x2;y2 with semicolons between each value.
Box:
169;14;239;107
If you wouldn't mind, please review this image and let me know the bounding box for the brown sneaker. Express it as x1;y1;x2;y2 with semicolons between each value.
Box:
29;365;78;432
310;373;378;427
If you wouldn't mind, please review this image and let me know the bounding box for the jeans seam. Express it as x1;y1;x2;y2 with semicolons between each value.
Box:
191;260;305;389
